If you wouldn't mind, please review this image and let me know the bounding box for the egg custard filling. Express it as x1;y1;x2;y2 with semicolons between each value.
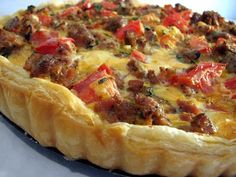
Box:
1;0;236;139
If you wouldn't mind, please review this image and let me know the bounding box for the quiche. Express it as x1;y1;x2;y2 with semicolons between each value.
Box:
0;0;236;176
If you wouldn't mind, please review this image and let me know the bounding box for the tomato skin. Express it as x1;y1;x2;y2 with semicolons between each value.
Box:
73;70;107;92
189;37;212;54
232;95;236;99
35;38;59;55
172;62;226;93
37;14;52;26
79;0;92;10
34;37;74;55
98;64;113;75
164;4;176;14
116;20;144;41
225;77;236;90
60;6;79;17
101;9;117;17
159;34;175;48
215;37;226;47
31;30;59;46
72;69;107;104
75;87;100;104
102;1;117;10
163;9;191;33
130;50;146;63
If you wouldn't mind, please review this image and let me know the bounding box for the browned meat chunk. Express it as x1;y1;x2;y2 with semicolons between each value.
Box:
92;31;120;50
147;70;159;84
222;52;236;73
103;17;125;32
176;49;201;64
68;23;96;48
135;5;162;16
0;29;24;56
206;31;230;42
177;100;201;115
200;11;225;26
229;25;236;35
128;79;144;92
125;31;137;47
175;3;188;12
127;60;145;78
24;53;78;87
135;94;171;126
4;16;20;32
112;70;124;89
117;0;135;15
214;41;236;73
190;12;201;24
191;113;215;134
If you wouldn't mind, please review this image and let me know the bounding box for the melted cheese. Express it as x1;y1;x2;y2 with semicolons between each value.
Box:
6;44;236;139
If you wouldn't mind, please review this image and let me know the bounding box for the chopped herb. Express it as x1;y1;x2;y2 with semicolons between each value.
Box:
176;54;185;63
94;3;102;12
132;16;139;20
98;78;108;84
145;87;154;97
176;51;201;64
144;25;152;31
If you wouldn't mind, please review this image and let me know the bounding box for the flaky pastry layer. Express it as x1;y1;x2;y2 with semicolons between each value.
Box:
1;55;236;177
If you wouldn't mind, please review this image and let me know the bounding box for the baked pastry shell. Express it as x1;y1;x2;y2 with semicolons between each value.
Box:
1;55;236;177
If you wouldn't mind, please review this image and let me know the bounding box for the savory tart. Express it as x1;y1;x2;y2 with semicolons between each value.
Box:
0;0;236;176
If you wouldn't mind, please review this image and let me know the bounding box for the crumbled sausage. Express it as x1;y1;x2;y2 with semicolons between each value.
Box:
206;31;230;42
135;94;171;126
103;17;125;32
128;79;144;92
0;29;24;56
175;3;188;12
200;11;225;26
190;12;201;24
191;113;215;134
92;31;120;50
127;60;145;78
24;53;78;87
4;16;20;32
147;70;159;84
68;23;96;48
177;100;201;115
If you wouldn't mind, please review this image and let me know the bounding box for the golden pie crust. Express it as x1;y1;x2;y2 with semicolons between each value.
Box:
1;56;236;177
1;0;236;176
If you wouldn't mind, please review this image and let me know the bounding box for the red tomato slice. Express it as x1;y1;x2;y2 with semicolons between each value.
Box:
102;1;117;10
35;37;75;55
78;0;92;10
215;37;226;47
60;6;79;17
163;11;190;33
232;94;236;99
189;37;212;54
37;14;52;26
159;34;175;48
172;62;226;93
76;87;100;104
130;50;146;63
72;70;107;104
72;64;118;104
98;64;113;75
225;77;236;90
164;4;176;14
101;9;117;17
31;30;59;46
116;20;144;41
73;70;107;94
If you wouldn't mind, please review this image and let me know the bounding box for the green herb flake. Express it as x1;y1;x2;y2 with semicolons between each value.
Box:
98;78;108;84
